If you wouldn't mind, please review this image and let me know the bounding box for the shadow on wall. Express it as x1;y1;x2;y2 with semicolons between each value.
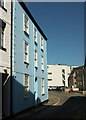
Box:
1;74;42;119
0;72;11;119
12;75;41;115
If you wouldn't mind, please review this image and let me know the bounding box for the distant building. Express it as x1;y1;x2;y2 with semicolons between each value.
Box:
0;1;11;119
47;64;72;89
68;66;84;91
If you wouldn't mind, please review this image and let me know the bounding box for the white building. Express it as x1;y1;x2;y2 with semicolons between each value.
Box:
47;64;77;89
0;1;11;119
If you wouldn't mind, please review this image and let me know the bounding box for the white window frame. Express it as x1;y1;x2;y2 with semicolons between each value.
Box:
23;14;29;34
1;28;5;47
34;28;37;43
0;0;5;8
42;78;45;95
41;55;44;70
35;50;37;68
0;25;5;48
24;74;29;97
40;37;43;50
24;41;29;64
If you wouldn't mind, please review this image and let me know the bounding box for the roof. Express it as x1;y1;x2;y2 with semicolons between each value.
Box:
18;1;47;41
48;64;69;66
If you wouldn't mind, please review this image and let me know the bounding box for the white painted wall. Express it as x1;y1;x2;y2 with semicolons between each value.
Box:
0;2;11;119
47;65;72;87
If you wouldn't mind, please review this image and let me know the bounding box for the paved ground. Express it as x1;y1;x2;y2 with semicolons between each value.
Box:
11;91;86;120
27;91;86;119
11;91;59;119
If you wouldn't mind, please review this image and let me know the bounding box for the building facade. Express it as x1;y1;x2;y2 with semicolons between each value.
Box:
47;64;72;89
0;1;48;119
12;1;48;114
68;66;84;91
0;1;11;119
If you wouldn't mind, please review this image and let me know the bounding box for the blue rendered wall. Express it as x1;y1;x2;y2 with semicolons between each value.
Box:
34;24;48;104
12;1;48;114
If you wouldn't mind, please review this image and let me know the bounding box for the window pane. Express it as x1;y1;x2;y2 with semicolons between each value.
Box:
25;44;27;52
42;64;43;70
48;73;52;75
1;29;4;47
62;74;65;80
24;41;29;63
42;78;44;94
34;28;37;43
25;54;26;61
27;20;29;33
25;75;28;86
35;50;37;67
41;37;43;50
24;14;29;34
34;28;36;37
48;79;52;81
24;75;29;97
62;69;65;74
42;56;43;63
41;56;44;70
35;60;37;67
25;43;28;53
24;87;28;97
1;0;4;7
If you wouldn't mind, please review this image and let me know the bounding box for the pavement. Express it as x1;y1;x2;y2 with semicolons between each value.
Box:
3;91;86;120
11;91;60;119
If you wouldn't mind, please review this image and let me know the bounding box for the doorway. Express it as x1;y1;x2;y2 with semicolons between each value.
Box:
2;73;10;118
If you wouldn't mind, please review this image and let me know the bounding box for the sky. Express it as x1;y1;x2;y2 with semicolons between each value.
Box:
27;2;84;66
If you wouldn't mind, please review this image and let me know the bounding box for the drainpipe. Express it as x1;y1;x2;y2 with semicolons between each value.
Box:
10;1;13;117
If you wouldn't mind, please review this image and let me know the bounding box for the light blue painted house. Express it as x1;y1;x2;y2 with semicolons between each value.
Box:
12;0;48;114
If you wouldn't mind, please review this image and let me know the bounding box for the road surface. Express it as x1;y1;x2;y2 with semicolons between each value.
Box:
27;91;86;119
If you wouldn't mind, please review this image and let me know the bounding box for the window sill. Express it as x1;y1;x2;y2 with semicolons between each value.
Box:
42;94;45;96
42;70;44;73
0;47;7;52
24;31;29;37
35;66;38;70
35;77;37;82
41;49;44;52
0;6;7;12
24;61;29;65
